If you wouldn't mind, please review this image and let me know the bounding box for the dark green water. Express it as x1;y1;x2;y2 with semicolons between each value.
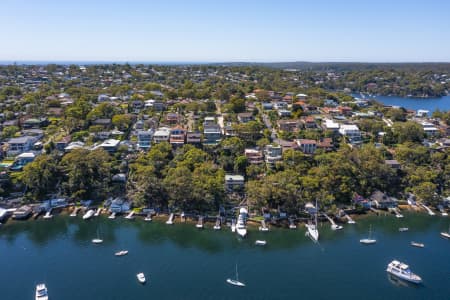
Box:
0;213;449;300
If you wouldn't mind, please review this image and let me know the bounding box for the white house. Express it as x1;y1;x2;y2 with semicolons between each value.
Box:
153;127;171;143
339;124;361;138
324;119;340;132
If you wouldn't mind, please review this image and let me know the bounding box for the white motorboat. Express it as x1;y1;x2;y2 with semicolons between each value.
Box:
360;225;376;245
347;219;356;224
236;208;247;237
399;227;409;232
136;272;146;284
386;260;422;284
255;240;267;246
83;209;95;220
108;212;116;219
231;219;236;232
331;224;343;230
144;213;152;221
35;283;48;300
441;225;450;239
92;229;103;244
226;264;245;287
259;226;269;231
395;214;404;218
410;241;424;248
43;211;53;219
214;224;221;230
115;250;129;256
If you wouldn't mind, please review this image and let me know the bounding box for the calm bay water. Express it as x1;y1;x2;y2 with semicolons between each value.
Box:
0;213;449;300
362;94;450;113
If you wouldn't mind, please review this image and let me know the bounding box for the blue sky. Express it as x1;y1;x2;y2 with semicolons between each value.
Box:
1;0;449;62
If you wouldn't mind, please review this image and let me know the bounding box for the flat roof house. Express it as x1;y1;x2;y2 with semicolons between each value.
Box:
99;139;120;153
203;124;222;145
153;127;171;143
137;130;154;151
225;174;245;193
7;136;37;156
265;144;282;165
169;126;186;146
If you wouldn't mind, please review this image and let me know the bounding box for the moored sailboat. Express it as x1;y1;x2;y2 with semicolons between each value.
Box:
226;264;245;287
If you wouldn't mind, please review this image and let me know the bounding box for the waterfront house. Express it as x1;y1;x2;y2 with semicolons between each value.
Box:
109;198;131;213
370;191;398;209
153;127;171;143
225;174;245;192
169;126;186;146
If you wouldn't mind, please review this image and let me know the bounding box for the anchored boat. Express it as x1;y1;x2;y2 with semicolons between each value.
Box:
386;260;422;284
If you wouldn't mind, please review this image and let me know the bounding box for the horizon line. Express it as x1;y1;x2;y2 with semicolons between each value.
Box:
1;60;450;66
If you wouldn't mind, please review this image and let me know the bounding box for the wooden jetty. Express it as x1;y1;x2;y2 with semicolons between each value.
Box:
196;216;204;229
125;211;135;220
420;204;435;216
259;219;269;231
214;217;221;230
70;207;80;217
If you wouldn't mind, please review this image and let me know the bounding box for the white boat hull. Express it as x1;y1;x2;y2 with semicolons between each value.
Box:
386;268;422;284
441;232;450;238
83;210;95;220
360;238;376;244
226;279;245;287
237;228;247;237
137;273;146;284
306;225;319;242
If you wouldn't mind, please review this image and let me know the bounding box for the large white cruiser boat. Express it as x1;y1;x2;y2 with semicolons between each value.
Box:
35;283;48;300
386;260;422;284
236;207;247;237
305;200;319;242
